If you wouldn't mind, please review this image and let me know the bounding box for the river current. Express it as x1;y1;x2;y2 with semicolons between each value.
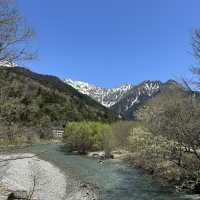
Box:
28;144;198;200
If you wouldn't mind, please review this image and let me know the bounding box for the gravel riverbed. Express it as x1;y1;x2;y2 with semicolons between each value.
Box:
0;154;97;200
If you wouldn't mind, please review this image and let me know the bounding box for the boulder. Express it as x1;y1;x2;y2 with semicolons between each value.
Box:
80;183;88;188
88;152;105;159
88;152;114;160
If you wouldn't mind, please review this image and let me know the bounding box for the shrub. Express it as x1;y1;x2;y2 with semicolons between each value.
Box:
111;121;133;149
63;121;111;155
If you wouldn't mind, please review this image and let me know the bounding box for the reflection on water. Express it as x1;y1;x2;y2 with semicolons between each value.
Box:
28;144;197;200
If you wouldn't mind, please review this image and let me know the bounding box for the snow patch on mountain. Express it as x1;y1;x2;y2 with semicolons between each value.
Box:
64;78;163;111
64;79;134;107
114;81;161;113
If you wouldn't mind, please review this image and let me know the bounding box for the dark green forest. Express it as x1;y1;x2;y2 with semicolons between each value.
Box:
0;67;117;142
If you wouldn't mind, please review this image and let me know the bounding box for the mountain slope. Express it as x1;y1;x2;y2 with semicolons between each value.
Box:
110;80;161;119
0;67;117;131
110;80;185;119
65;79;185;120
64;79;134;107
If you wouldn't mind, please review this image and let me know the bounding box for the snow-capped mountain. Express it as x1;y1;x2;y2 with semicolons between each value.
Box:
64;79;134;107
110;80;162;119
64;78;182;119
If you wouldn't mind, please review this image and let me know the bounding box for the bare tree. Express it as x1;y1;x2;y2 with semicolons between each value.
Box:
111;121;133;149
27;175;37;200
137;93;200;166
191;29;200;89
0;0;35;65
26;162;46;200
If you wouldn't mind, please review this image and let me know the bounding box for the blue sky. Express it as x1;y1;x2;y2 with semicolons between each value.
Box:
17;0;200;88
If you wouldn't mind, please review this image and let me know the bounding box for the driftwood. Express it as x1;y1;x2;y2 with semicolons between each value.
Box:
7;189;38;200
7;190;28;200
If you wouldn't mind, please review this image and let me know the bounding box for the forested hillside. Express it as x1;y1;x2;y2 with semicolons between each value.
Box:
0;66;117;141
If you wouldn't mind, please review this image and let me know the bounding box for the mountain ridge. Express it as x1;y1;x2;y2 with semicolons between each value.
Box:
64;78;184;119
64;79;134;107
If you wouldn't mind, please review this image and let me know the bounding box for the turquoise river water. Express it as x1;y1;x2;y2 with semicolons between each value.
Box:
28;144;198;200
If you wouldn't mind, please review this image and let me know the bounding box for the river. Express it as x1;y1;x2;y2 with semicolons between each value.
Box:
27;144;197;200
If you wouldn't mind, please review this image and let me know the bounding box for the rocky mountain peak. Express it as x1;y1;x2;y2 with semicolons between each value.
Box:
64;79;134;107
64;78;182;119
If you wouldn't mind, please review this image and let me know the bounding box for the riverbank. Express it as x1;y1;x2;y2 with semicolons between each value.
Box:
88;149;200;197
22;143;200;200
0;153;98;200
0;153;66;200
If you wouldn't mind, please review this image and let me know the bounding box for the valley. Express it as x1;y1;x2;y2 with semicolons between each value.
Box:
0;66;199;200
0;0;200;199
